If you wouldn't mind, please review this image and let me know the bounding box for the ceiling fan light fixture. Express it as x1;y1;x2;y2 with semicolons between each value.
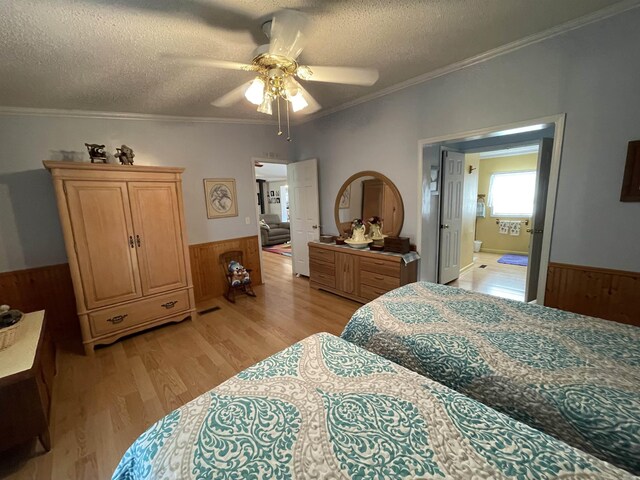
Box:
257;94;273;115
290;91;308;112
296;65;312;80
245;77;265;105
283;76;299;99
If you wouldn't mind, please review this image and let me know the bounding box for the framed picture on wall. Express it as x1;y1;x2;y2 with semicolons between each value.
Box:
339;184;351;208
204;178;238;219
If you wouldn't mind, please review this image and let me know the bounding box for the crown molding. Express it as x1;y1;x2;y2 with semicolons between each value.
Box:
0;106;277;125
296;0;640;125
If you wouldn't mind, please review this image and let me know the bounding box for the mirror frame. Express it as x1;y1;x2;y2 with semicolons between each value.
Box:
334;170;405;237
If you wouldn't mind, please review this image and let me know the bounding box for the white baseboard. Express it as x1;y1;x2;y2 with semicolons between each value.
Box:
460;263;475;274
480;248;529;256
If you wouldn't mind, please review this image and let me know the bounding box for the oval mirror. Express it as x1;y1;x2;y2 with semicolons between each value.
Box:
334;171;404;237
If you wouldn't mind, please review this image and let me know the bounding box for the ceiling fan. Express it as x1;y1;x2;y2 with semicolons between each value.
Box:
164;9;379;140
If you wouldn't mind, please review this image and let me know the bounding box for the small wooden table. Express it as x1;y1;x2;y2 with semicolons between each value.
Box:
0;311;56;452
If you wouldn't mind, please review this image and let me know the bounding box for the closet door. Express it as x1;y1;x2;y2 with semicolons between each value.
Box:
65;181;142;309
128;182;187;296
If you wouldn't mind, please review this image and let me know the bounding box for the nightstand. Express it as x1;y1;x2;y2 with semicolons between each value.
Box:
0;311;56;452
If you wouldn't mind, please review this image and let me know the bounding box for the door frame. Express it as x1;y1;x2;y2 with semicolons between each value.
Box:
416;114;566;303
250;156;290;279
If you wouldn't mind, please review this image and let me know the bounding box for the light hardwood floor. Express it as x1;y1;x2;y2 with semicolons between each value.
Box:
1;253;360;480
448;251;527;301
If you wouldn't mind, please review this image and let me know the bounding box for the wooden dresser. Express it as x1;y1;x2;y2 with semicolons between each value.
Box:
0;311;55;452
45;161;196;355
309;242;418;303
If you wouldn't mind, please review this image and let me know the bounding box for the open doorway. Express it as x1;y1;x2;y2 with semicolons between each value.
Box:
449;143;544;301
418;116;564;304
255;161;292;264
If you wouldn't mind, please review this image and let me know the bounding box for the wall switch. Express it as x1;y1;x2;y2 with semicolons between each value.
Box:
245;216;251;225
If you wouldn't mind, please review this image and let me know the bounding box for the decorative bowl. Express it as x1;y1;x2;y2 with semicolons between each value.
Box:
344;239;372;249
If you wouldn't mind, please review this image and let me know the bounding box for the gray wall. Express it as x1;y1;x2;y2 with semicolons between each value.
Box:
292;8;640;273
0;114;288;272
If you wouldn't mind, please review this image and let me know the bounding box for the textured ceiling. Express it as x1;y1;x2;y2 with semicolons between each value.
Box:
0;0;628;120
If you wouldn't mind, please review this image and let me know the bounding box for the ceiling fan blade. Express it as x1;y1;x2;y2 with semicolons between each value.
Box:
299;65;379;86
268;9;309;60
162;54;257;72
296;84;321;115
211;81;252;108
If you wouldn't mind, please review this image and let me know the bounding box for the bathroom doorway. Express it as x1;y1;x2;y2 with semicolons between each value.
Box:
418;115;564;303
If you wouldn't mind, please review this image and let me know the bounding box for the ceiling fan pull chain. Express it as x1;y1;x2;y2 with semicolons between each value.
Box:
286;101;291;142
276;96;283;136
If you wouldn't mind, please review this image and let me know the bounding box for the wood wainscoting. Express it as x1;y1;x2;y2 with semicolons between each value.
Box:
189;235;263;304
0;263;79;341
0;235;263;343
545;262;640;326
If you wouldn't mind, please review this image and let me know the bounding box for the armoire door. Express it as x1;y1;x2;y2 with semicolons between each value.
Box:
65;181;142;309
128;182;187;296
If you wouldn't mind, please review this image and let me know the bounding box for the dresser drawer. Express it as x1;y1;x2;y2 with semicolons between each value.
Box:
310;260;335;276
360;283;393;302
360;257;401;277
310;271;336;289
360;270;401;290
309;247;335;264
89;289;190;337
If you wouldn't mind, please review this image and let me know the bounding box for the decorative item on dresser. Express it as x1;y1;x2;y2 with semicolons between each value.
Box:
44;161;196;355
309;242;418;303
0;311;55;453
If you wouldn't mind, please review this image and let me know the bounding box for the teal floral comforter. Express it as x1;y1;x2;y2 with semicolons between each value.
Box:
113;333;632;479
341;282;640;474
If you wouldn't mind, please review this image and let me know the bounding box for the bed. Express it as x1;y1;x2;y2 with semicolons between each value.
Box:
341;282;640;474
112;333;631;479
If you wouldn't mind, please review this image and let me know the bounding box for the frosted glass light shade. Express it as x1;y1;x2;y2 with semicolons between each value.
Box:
290;91;308;112
245;78;265;105
257;95;273;115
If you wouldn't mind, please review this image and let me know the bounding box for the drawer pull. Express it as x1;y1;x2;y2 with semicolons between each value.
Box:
107;314;128;324
161;300;178;309
375;276;385;281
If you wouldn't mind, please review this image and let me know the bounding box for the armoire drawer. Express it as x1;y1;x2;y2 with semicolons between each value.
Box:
360;257;401;277
89;290;190;337
360;270;401;290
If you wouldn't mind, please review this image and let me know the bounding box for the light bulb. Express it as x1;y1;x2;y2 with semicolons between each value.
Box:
244;77;265;105
257;94;273;115
289;91;308;112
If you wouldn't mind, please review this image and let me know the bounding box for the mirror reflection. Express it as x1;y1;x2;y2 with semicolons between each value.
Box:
336;174;403;237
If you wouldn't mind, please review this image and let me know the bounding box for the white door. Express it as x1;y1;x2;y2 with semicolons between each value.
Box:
288;158;320;276
438;150;465;284
526;138;554;302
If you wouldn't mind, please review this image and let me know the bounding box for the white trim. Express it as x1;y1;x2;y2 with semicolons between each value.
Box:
480;248;529;256
298;0;640;124
0;106;277;125
416;113;566;304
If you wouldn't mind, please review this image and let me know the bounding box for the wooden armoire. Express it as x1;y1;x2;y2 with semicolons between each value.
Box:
44;161;195;355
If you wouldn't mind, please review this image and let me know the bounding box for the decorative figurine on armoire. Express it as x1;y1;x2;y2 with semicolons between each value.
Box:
115;145;135;165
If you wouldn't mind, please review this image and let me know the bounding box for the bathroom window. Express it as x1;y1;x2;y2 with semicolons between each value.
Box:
488;171;537;217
